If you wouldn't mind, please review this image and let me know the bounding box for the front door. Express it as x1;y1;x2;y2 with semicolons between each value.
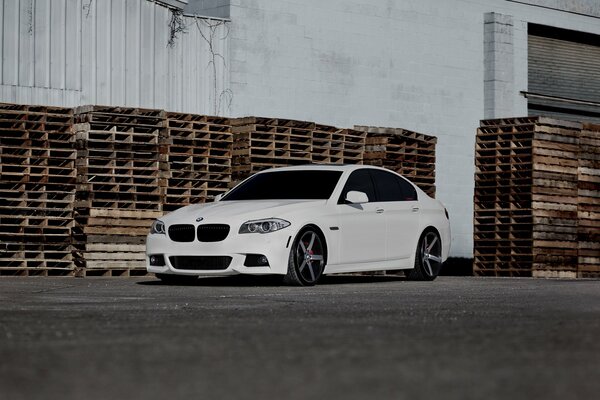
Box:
335;170;386;266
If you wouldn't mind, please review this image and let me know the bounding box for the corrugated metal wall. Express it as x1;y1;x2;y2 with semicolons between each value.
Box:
0;0;230;115
528;24;600;122
529;35;600;103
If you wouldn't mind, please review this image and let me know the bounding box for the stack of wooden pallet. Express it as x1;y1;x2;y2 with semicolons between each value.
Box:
0;104;76;276
163;113;232;211
357;126;437;197
339;128;366;163
72;106;166;276
578;124;600;278
474;117;582;277
72;208;160;276
230;117;366;182
0;101;441;277
311;124;345;164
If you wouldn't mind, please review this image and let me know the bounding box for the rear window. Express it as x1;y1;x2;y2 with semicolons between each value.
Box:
222;170;343;200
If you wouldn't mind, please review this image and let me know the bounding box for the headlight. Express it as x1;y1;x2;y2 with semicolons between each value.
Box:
239;218;290;234
150;220;166;235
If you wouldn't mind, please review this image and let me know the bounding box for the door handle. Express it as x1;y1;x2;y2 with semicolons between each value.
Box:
376;208;384;214
412;207;420;212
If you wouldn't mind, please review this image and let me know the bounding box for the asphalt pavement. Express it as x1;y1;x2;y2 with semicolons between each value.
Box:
1;275;599;400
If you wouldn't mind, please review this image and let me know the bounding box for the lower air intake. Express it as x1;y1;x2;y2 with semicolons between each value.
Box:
169;256;232;270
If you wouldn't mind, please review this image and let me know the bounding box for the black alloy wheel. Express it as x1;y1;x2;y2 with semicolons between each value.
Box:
406;230;443;281
284;228;326;286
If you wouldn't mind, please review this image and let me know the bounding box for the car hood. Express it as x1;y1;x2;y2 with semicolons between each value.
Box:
160;199;327;225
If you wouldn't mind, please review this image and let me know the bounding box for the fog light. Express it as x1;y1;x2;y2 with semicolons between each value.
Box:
149;254;166;266
244;254;270;267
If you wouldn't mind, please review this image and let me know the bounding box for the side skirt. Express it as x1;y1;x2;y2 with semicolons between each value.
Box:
325;257;413;274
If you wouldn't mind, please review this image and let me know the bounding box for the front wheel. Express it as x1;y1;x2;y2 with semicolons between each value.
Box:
284;228;326;286
406;230;443;281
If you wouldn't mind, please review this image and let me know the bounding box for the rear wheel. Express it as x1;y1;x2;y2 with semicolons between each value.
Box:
284;228;326;286
406;230;443;281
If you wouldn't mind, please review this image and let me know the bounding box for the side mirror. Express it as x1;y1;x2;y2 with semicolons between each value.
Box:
214;193;224;202
345;191;369;204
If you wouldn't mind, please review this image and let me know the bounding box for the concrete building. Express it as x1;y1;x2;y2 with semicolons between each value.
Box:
1;0;600;259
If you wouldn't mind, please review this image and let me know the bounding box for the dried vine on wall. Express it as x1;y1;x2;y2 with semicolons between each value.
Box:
27;0;34;35
166;9;232;116
167;9;187;48
195;18;232;116
83;0;94;19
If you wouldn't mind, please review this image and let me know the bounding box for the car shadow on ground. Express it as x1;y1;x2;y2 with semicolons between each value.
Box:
136;273;407;287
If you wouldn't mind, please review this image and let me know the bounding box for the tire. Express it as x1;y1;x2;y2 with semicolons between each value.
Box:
406;230;443;281
155;273;198;284
284;227;326;286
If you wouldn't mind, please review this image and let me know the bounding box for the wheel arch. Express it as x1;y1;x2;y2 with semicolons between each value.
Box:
421;225;441;238
420;223;450;263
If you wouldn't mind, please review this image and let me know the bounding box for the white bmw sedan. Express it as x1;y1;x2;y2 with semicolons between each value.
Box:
146;165;450;285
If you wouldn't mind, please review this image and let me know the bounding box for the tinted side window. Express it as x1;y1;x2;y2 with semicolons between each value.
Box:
338;170;376;203
371;170;403;202
223;170;342;200
397;176;418;201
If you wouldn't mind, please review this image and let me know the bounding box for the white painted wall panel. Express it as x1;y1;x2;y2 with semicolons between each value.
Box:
49;0;66;90
110;0;126;105
125;0;140;106
81;0;96;103
0;0;3;82
95;0;111;104
153;4;168;109
139;0;155;108
3;0;19;85
33;0;50;88
167;26;182;111
0;0;228;114
18;0;34;88
65;0;81;91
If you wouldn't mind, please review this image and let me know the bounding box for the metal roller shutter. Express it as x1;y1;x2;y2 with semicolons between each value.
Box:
527;24;600;123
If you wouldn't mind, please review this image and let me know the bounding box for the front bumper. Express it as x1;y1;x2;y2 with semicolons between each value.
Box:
146;228;293;276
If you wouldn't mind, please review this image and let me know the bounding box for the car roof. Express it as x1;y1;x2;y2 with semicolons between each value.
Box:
258;164;379;173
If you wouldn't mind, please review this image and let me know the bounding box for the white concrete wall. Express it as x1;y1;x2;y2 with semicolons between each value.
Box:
484;12;529;119
225;0;600;258
0;0;230;115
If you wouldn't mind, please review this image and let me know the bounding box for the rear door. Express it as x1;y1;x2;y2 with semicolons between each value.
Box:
369;169;420;261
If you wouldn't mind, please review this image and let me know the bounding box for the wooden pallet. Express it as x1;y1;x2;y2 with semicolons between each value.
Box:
474;117;599;277
73;114;166;212
0;104;76;276
577;124;600;277
163;112;232;211
72;208;158;271
356;125;436;197
230;117;368;183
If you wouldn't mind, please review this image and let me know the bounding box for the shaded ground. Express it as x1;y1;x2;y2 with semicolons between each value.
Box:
1;276;599;400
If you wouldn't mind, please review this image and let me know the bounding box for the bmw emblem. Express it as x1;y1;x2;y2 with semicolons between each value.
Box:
196;217;204;222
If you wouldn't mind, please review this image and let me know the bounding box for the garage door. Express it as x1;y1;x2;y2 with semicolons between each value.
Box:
528;24;600;123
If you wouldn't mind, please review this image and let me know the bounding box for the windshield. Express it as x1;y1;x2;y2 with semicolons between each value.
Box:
222;170;343;201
